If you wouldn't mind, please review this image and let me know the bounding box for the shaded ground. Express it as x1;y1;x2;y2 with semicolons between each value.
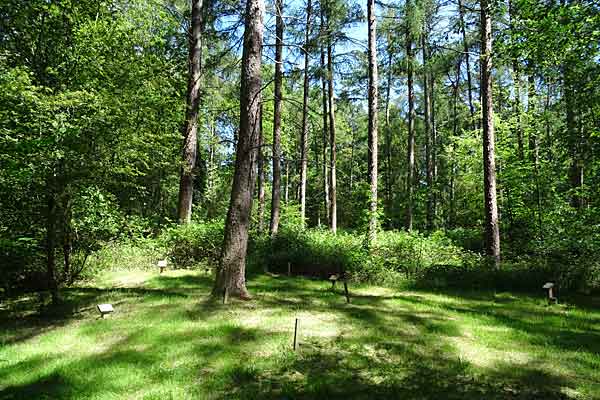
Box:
0;270;599;399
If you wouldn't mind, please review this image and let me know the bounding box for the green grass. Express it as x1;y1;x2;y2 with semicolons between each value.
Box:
1;269;599;399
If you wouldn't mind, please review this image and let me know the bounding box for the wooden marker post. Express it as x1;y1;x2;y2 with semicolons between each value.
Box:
287;262;291;276
223;287;229;305
293;318;298;351
344;281;350;303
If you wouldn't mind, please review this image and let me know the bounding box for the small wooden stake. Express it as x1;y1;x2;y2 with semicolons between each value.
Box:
344;281;350;303
293;318;298;351
223;287;229;305
287;262;291;276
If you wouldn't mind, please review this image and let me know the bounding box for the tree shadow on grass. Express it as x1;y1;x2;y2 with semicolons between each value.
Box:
0;273;214;347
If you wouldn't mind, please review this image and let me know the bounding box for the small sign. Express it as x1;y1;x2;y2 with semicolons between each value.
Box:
157;260;167;267
542;282;554;289
97;303;114;317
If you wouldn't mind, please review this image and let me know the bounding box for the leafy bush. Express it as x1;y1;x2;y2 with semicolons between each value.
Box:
260;228;473;285
160;220;224;268
444;227;484;252
83;239;163;278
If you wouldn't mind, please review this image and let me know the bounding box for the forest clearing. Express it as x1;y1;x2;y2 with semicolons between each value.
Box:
1;0;599;398
2;268;599;399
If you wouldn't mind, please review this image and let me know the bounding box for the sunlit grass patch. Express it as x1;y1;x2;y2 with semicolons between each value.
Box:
1;269;599;399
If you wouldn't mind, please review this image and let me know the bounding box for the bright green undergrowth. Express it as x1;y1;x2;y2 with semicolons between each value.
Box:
1;270;599;399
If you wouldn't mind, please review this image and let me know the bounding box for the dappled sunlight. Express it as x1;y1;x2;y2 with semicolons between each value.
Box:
1;270;599;399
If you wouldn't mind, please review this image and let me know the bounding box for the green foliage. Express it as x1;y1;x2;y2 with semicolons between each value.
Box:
261;228;473;286
160;221;225;268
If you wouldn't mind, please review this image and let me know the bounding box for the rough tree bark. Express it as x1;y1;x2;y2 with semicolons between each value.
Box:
213;0;264;300
300;0;312;228
367;0;378;244
481;0;500;268
269;0;284;237
177;0;203;224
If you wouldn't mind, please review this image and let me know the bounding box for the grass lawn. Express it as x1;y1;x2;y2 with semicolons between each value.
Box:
1;269;599;399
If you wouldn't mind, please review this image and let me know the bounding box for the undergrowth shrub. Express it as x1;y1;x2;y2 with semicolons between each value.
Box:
261;228;473;285
84;239;163;278
159;220;224;268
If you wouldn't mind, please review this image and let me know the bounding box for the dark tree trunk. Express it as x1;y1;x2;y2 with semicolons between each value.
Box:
367;0;378;244
481;0;500;267
269;0;284;237
565;67;583;209
46;177;59;304
214;0;264;300
405;11;415;232
61;190;72;283
299;0;312;228
257;103;266;233
177;0;203;224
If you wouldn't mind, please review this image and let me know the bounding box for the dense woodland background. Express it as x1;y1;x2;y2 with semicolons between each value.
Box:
1;0;599;299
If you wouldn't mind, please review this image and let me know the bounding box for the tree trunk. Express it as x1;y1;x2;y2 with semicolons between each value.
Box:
367;0;378;244
481;0;500;268
384;35;393;221
405;12;415;232
423;27;433;231
257;103;266;233
458;0;476;130
177;0;203;224
214;0;264;300
61;190;72;283
449;61;460;228
299;0;312;229
284;158;289;203
431;75;438;226
320;7;329;226
327;24;337;233
269;0;284;237
46;176;59;304
508;0;524;160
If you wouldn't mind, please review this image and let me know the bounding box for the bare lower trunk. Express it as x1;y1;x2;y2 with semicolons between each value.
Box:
214;0;264;300
177;0;203;223
299;0;312;228
481;0;500;267
61;191;72;283
327;32;337;233
46;178;59;304
405;18;415;232
384;37;393;218
423;29;433;231
257;103;265;233
284;158;289;203
269;0;284;237
367;0;378;244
